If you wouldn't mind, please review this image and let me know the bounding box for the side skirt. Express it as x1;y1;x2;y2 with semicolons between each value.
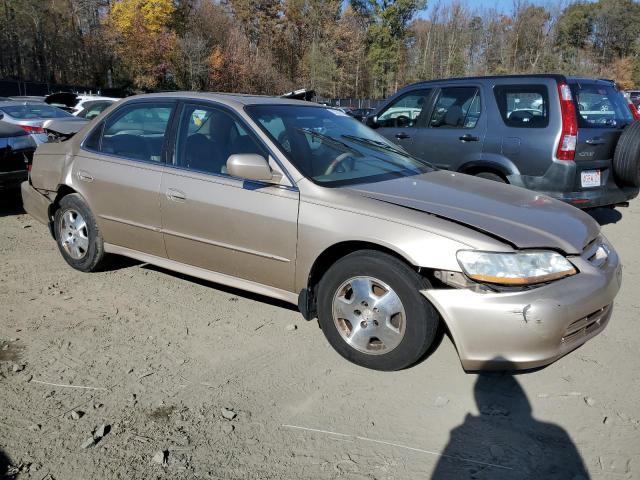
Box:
104;243;299;306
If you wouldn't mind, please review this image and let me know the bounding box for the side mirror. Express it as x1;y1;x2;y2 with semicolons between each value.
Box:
364;114;378;128
227;154;279;182
0;113;4;121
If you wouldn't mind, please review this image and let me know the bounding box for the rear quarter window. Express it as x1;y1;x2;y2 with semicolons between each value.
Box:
494;85;549;128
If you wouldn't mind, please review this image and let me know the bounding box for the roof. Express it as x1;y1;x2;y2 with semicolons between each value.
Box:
122;91;317;108
405;74;616;91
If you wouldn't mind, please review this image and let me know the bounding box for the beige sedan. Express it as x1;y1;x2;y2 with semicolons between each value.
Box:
22;93;621;371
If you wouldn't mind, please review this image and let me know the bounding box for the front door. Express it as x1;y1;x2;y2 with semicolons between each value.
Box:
375;89;433;156
160;102;299;292
410;86;486;170
72;101;175;257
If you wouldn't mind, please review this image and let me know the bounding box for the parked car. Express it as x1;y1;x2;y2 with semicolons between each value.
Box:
76;99;117;119
44;92;118;116
0;101;74;144
625;90;640;109
22;92;620;371
346;107;375;121
366;75;640;209
0;121;36;191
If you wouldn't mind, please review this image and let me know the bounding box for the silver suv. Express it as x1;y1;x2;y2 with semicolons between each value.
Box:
367;75;640;209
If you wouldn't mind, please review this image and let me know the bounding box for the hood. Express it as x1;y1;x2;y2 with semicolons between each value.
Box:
346;171;599;254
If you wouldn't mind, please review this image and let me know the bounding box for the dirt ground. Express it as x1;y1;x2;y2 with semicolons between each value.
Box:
0;190;639;480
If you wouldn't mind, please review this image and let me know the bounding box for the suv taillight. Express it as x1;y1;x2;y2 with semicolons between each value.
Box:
556;82;578;161
626;97;640;121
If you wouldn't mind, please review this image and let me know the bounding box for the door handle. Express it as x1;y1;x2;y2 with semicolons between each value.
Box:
77;171;94;182
166;188;186;202
586;137;605;145
459;134;479;142
395;132;411;140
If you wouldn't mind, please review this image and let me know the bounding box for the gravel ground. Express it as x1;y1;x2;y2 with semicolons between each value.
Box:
0;191;639;479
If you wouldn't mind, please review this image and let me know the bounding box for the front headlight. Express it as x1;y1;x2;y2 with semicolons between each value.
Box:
456;250;577;285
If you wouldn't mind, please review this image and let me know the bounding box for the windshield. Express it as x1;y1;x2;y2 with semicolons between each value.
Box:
570;83;633;128
246;104;432;187
0;103;72;120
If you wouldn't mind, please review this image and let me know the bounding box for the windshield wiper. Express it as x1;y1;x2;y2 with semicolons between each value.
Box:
340;134;435;169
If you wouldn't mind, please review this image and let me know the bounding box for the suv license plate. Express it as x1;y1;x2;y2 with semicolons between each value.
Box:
581;170;601;188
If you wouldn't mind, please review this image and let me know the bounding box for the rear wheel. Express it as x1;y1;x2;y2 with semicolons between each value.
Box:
54;193;108;272
474;171;506;183
317;250;439;371
613;120;640;188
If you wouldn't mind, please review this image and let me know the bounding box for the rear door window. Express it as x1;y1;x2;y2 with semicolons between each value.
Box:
494;85;549;128
570;83;633;128
97;103;173;162
429;87;480;129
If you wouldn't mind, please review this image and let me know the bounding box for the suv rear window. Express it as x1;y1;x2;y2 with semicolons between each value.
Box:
494;85;549;128
570;83;633;128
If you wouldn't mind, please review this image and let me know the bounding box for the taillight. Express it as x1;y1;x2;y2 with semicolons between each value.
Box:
556;82;578;161
627;98;640;121
20;125;44;134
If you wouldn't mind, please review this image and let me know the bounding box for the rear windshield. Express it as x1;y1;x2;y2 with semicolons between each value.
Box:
570;83;633;128
0;104;71;120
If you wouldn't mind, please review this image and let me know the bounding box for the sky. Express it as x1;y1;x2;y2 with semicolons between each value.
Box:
422;0;599;15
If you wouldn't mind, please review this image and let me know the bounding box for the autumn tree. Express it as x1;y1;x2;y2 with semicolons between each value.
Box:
106;0;176;89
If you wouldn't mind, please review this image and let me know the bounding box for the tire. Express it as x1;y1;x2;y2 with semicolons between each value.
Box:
613;120;640;188
474;171;506;183
317;250;439;371
53;193;108;272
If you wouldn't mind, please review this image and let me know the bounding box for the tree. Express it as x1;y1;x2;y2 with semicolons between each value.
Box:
106;0;176;89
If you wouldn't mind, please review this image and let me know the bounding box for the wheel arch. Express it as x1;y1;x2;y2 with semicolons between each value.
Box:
457;159;518;182
299;240;425;320
47;184;80;237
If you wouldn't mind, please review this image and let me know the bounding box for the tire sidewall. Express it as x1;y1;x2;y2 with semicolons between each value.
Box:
54;194;104;272
317;252;439;371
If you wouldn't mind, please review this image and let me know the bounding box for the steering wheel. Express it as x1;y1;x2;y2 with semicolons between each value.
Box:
324;152;355;176
395;115;411;128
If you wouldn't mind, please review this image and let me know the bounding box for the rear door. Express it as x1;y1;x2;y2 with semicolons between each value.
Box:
570;81;635;189
410;85;486;170
73;100;175;257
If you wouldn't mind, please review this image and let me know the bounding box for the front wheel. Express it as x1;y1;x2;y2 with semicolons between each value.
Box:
54;193;108;272
317;250;439;371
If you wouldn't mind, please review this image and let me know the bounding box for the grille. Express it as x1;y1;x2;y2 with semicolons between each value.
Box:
562;304;611;344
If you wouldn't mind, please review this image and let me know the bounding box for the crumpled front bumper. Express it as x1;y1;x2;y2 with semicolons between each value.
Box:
422;240;622;371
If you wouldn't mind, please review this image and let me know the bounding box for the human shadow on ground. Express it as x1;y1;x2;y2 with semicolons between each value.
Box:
1;447;12;478
431;367;589;480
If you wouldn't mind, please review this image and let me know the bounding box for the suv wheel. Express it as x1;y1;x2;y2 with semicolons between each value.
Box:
613;120;640;188
54;193;108;272
317;250;439;371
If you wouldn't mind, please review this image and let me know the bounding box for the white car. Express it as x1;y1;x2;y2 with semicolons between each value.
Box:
44;92;118;116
